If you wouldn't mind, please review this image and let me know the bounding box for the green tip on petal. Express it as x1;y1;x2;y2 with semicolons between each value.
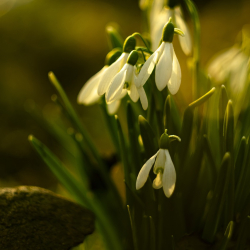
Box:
127;50;139;66
123;36;136;53
105;48;123;66
162;18;175;43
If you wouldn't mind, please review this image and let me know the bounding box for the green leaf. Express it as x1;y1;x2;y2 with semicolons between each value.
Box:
214;221;234;250
138;115;158;158
48;72;102;167
223;100;234;159
235;136;247;187
115;115;131;186
202;153;232;243
188;87;215;110
219;85;228;157
29;135;89;206
203;134;217;188
127;205;139;250
163;95;181;135
29;135;124;250
149;216;156;250
178;107;194;165
235;216;250;250
235;140;250;213
127;102;142;174
99;97;120;153
106;24;124;49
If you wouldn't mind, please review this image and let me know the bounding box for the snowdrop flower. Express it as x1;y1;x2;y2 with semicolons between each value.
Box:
151;5;192;55
106;50;148;110
136;130;181;198
137;19;182;94
207;45;249;94
77;49;124;115
97;36;136;96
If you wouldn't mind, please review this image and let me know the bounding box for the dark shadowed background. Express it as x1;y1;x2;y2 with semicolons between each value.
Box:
0;0;249;190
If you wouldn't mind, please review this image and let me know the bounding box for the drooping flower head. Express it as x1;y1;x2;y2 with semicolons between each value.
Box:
106;50;148;110
77;48;124;114
97;36;136;96
150;0;192;55
136;129;181;198
137;18;182;94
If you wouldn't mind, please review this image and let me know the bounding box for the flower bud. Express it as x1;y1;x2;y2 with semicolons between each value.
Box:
123;36;136;53
127;50;139;66
105;48;122;66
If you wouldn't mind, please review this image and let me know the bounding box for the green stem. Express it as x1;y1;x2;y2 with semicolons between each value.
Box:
133;32;151;51
183;0;201;99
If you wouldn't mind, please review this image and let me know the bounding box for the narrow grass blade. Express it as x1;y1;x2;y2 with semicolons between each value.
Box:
235;136;247;187
99;97;120;153
149;216;156;250
235;216;250;250
29;135;124;250
178;107;194;164
202;153;231;243
127;102;142;174
188;87;215;110
219;86;228;157
214;221;234;250
115;115;131;186
127;205;139;250
48;72;102;166
138;115;158;158
203;134;217;188
28;135;89;206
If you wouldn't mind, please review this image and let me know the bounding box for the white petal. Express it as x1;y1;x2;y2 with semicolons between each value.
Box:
98;53;128;96
152;172;163;189
153;148;166;173
106;65;128;103
162;150;176;198
137;87;148;110
106;90;126;114
207;46;240;83
77;66;107;105
128;81;139;102
136;151;159;190
107;100;121;115
175;9;192;55
136;43;165;88
155;42;173;91
168;49;181;95
151;8;172;51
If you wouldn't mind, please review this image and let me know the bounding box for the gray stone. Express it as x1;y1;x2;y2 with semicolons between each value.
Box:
0;186;95;250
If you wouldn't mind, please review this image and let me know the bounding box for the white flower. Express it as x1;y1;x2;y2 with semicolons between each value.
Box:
151;6;192;55
207;45;249;94
137;21;181;94
77;65;123;114
106;51;148;110
136;149;176;198
77;62;124;115
77;66;107;106
98;52;129;96
98;35;136;96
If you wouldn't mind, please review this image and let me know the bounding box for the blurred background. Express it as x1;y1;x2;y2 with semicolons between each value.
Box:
0;0;249;190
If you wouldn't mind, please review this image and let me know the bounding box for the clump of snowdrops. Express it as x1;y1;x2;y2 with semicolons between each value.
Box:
28;0;250;249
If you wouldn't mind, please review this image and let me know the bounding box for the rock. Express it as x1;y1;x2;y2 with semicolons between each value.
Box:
0;186;95;250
